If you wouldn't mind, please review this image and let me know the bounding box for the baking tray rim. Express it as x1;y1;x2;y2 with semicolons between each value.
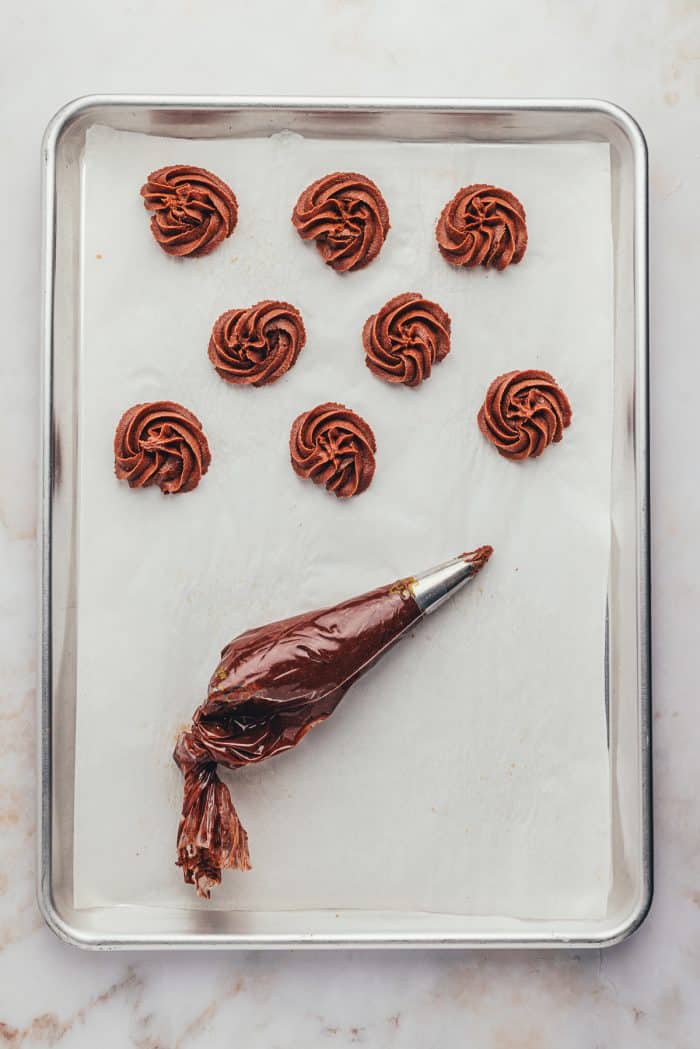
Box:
38;94;651;950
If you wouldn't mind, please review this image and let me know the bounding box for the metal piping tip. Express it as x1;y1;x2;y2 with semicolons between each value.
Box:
410;545;493;615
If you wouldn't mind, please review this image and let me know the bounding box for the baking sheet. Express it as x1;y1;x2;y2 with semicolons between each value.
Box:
73;125;613;917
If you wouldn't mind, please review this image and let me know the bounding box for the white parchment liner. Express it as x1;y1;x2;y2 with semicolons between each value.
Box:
74;126;613;917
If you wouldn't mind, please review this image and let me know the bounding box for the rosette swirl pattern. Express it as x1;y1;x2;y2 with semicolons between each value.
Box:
436;184;527;270
208;300;306;387
477;370;572;461
292;172;390;272
140;165;238;258
362;292;451;387
114;401;211;493
290;402;376;498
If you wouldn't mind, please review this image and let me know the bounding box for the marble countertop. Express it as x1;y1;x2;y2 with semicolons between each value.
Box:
1;0;698;1045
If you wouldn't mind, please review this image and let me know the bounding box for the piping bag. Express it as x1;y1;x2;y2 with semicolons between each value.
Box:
174;545;493;898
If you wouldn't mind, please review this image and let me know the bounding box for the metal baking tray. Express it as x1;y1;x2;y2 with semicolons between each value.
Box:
39;96;650;949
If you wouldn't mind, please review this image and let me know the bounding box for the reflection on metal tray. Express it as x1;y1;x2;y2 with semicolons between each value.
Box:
39;96;650;949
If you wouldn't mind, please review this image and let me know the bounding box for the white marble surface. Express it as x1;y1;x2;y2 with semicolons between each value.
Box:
1;0;698;1044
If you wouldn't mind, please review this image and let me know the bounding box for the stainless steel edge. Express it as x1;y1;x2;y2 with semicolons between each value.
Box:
38;107;58;942
584;100;652;949
39;96;651;949
39;91;653;117
616;101;653;945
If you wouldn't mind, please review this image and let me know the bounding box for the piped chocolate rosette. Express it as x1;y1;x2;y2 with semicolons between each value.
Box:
140;165;238;258
292;172;390;272
174;547;493;898
436;184;527;270
290;402;376;498
363;292;451;387
208;300;306;387
478;370;572;460
114;401;211;493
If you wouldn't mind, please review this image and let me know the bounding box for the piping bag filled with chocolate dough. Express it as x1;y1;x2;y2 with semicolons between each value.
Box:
174;546;493;898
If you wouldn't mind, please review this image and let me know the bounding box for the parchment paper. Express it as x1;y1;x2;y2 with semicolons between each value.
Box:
74;125;613;917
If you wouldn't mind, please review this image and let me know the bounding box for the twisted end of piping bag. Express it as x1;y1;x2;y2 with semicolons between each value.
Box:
175;544;493;897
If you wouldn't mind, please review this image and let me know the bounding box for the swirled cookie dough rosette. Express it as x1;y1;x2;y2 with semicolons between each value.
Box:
140;165;238;258
292;172;390;272
289;402;376;498
437;184;527;270
114;401;211;494
208;301;306;387
478;370;572;460
363;293;451;387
